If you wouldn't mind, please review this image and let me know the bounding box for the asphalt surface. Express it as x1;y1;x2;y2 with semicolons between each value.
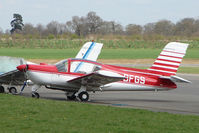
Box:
8;73;199;115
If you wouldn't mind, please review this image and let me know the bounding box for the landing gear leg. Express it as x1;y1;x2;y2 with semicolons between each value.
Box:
31;84;40;99
0;86;5;93
66;92;76;100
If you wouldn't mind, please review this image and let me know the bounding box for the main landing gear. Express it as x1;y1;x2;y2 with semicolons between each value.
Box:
0;85;17;94
66;91;89;102
66;92;76;100
8;87;17;94
31;84;40;99
32;92;40;98
78;91;89;101
66;86;89;102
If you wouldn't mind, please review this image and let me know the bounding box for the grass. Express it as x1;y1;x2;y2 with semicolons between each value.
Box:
178;67;199;74
0;48;198;59
0;94;199;133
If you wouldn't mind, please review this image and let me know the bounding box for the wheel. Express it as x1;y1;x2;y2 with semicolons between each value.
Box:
9;87;17;94
78;91;89;101
32;92;40;98
0;86;5;93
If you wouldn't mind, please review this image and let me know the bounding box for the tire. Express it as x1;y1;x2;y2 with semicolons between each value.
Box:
9;87;17;94
78;91;89;102
0;86;5;93
32;92;40;98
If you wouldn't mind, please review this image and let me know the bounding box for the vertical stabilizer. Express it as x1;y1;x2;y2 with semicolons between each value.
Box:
148;42;189;76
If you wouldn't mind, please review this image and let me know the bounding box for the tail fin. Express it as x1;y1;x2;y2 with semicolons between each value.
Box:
148;42;189;76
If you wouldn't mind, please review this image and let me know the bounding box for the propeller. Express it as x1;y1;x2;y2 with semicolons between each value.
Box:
17;64;29;72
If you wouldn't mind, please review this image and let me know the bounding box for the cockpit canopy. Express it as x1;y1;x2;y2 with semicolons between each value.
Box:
55;58;102;74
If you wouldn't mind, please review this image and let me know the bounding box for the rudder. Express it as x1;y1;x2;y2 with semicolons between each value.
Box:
148;42;189;76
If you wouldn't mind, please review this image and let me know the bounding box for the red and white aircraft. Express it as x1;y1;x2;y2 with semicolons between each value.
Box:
0;41;103;94
16;42;190;101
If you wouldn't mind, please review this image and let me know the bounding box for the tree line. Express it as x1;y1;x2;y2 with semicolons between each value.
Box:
0;11;199;40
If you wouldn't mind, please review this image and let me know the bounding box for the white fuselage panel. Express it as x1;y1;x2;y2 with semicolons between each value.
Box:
27;71;168;91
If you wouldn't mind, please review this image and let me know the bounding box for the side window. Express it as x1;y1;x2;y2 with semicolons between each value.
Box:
56;61;68;72
65;61;68;72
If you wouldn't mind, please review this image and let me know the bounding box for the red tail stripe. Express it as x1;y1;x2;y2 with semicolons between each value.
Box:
150;66;177;72
163;50;185;55
160;54;183;59
153;62;179;68
156;58;181;64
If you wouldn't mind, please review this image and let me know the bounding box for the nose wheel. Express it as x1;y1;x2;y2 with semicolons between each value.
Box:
78;91;89;102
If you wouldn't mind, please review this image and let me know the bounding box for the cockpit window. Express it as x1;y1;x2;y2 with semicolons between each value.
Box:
55;60;68;72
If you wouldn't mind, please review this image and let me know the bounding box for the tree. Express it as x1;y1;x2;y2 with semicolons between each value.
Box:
98;21;123;35
23;23;37;35
154;20;174;36
0;27;3;34
174;18;195;36
86;11;103;34
10;13;24;34
65;21;73;33
70;16;88;36
46;21;60;35
143;23;155;35
125;24;142;35
36;24;45;36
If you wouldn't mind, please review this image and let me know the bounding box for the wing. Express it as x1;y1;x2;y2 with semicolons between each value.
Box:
68;70;125;87
0;56;27;85
75;41;103;61
72;42;103;73
0;69;26;85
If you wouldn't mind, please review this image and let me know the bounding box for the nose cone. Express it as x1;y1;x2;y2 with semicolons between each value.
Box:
17;64;26;72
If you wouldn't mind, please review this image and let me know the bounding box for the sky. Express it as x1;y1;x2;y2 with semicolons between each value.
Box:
0;0;199;31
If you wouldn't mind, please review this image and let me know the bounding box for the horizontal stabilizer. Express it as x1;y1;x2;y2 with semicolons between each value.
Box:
160;75;191;83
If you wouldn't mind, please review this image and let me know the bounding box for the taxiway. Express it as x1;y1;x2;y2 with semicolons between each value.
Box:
16;73;199;115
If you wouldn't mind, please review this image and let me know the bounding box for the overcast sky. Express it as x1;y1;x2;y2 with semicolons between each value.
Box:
0;0;199;31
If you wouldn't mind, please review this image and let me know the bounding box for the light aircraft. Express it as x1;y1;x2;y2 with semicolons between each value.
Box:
16;42;190;101
0;41;103;94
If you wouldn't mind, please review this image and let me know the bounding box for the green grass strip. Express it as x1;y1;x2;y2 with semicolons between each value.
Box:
0;48;198;59
0;94;199;133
